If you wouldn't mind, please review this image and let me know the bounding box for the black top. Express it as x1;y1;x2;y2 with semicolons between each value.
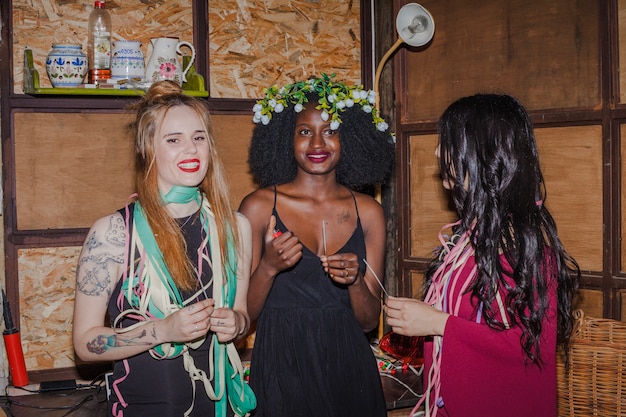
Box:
107;206;229;417
248;190;386;417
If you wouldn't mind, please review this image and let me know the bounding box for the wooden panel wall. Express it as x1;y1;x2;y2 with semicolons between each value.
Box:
408;126;603;271
13;112;256;231
211;115;257;208
402;0;600;122
408;134;456;259
14;112;135;230
536;126;603;271
396;0;611;319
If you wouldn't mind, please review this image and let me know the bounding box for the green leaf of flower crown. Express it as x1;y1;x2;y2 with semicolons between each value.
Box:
252;73;390;132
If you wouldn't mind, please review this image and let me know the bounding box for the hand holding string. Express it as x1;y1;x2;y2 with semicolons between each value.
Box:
321;252;361;285
384;297;449;337
162;298;214;342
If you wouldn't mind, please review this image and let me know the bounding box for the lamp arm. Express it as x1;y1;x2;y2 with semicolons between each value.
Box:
373;37;404;109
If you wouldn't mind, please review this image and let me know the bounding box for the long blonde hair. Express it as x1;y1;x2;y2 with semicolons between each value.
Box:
128;81;238;291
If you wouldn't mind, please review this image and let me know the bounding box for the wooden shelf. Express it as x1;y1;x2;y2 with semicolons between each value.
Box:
23;48;208;98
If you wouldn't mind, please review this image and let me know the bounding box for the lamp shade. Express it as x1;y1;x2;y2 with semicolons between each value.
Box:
396;3;435;47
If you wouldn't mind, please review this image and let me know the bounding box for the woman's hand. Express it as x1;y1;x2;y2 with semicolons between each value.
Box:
384;296;450;337
258;215;303;276
210;308;248;343
161;298;215;343
320;252;361;285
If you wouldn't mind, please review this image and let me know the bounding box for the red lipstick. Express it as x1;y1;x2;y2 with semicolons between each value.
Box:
177;159;201;173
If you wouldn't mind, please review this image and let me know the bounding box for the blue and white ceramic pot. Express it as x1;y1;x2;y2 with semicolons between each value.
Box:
111;40;145;80
45;44;88;88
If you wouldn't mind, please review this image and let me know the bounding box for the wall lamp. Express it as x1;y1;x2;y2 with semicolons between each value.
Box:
374;3;435;109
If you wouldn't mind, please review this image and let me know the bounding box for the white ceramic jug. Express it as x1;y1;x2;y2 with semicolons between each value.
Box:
144;37;196;85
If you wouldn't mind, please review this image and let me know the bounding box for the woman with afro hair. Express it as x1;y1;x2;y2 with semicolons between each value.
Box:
238;74;395;417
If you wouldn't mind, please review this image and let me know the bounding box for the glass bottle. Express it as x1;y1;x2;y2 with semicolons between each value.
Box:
87;0;111;84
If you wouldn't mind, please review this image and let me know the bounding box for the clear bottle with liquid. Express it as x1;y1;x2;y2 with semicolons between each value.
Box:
87;0;111;84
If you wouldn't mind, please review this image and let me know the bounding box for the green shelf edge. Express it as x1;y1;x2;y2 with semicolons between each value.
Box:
27;87;208;97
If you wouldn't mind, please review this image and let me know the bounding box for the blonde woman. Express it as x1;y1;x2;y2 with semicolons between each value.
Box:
73;81;254;417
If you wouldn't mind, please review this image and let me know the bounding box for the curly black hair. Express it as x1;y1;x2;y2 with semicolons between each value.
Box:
247;91;395;189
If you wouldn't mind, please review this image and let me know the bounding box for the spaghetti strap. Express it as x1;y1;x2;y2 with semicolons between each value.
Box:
273;185;278;211
349;190;360;220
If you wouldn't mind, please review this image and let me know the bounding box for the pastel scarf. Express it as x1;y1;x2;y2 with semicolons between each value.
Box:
111;186;252;417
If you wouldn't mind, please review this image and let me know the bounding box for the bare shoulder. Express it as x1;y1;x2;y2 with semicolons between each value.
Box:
238;187;275;218
353;191;384;216
85;212;127;252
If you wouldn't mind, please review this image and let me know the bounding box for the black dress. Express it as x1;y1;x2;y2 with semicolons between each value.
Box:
107;207;231;417
249;192;386;417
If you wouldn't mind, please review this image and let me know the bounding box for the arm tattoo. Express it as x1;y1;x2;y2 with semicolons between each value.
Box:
86;329;151;354
105;215;126;247
77;251;124;296
85;231;101;252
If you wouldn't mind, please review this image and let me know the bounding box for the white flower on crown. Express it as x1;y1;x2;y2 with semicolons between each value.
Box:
251;73;392;134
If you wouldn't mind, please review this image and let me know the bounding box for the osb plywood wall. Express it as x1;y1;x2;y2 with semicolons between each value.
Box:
13;0;362;96
208;0;362;98
19;247;82;371
12;0;194;92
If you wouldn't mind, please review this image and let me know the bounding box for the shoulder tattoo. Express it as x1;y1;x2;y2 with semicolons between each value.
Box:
105;215;126;247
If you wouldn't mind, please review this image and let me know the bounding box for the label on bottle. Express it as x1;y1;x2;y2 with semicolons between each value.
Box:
93;31;111;69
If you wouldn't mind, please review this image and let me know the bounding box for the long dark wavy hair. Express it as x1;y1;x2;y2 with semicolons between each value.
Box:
247;91;395;189
426;93;580;365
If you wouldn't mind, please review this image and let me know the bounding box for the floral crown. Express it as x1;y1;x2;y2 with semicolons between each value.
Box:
252;73;389;132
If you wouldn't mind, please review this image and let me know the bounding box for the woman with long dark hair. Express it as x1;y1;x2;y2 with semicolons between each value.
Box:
385;94;580;417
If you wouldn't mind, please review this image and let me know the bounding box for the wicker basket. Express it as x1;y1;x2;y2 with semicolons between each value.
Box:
557;309;626;416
